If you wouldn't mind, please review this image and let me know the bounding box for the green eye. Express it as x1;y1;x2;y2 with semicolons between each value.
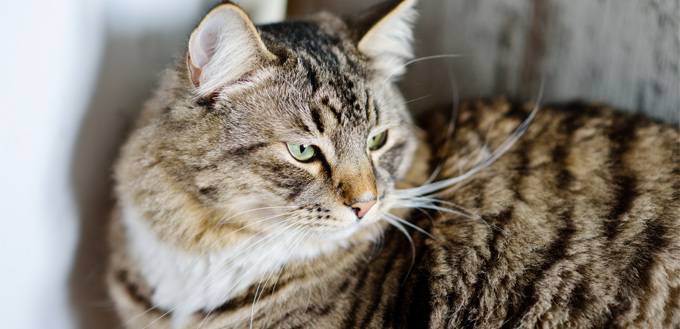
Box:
368;130;388;150
286;143;318;162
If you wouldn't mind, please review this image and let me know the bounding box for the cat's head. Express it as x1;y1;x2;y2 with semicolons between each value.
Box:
116;0;421;250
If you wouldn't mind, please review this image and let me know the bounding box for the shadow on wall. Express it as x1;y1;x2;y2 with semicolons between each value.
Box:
68;10;202;329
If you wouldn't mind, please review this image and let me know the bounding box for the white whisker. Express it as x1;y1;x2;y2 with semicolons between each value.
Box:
200;211;297;256
270;68;302;96
368;224;386;262
402;94;432;105
382;216;416;287
258;229;312;328
197;221;308;329
394;197;476;218
383;212;438;242
422;65;460;187
140;221;297;328
395;87;542;198
383;54;466;83
401;196;477;216
216;206;297;227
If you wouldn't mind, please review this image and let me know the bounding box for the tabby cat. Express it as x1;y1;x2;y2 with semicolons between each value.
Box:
107;0;680;328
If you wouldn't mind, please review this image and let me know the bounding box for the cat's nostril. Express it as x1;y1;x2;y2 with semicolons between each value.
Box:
350;199;377;219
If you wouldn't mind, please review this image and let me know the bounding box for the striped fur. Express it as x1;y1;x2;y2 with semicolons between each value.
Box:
108;1;680;328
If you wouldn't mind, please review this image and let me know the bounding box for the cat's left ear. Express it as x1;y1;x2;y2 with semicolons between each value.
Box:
187;2;276;96
351;0;418;78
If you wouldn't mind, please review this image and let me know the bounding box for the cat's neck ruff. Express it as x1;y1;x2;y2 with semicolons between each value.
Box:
120;204;380;327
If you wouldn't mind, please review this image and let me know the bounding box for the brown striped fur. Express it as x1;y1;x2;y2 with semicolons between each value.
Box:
108;1;680;328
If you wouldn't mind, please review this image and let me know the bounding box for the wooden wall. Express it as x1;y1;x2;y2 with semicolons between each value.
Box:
288;0;679;123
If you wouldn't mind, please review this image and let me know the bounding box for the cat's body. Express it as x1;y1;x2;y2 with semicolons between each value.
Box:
108;1;680;328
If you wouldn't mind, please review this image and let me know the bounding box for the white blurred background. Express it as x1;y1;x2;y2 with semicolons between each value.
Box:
0;0;286;328
0;0;677;328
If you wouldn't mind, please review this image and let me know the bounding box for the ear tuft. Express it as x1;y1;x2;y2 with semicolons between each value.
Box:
187;3;276;96
355;0;418;79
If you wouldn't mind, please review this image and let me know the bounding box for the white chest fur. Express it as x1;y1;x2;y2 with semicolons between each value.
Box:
120;206;360;327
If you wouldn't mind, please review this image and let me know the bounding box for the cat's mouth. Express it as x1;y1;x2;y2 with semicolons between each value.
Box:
309;195;388;233
308;211;386;244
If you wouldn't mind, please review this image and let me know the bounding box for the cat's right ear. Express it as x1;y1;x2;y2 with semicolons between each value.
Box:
351;0;418;79
187;2;276;97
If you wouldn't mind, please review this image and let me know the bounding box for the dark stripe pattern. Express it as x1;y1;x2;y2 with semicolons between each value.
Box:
112;99;680;328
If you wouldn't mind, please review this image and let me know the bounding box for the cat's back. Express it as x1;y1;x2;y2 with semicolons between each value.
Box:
390;99;680;328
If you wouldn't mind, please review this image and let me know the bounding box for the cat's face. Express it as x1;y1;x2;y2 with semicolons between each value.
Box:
205;46;415;239
116;1;419;248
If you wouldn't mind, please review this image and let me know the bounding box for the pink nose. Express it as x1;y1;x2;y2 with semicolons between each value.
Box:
350;199;377;219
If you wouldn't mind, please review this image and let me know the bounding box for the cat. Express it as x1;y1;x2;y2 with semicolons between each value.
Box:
107;0;680;328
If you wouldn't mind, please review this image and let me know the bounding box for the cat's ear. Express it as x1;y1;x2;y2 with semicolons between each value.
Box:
187;2;276;96
352;0;417;78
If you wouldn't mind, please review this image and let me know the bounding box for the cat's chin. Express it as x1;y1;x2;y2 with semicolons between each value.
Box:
313;223;369;242
307;219;387;249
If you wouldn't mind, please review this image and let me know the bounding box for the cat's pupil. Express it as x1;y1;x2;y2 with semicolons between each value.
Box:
368;130;388;150
286;142;318;162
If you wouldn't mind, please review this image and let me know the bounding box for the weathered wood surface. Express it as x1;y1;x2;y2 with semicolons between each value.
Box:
289;0;679;123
